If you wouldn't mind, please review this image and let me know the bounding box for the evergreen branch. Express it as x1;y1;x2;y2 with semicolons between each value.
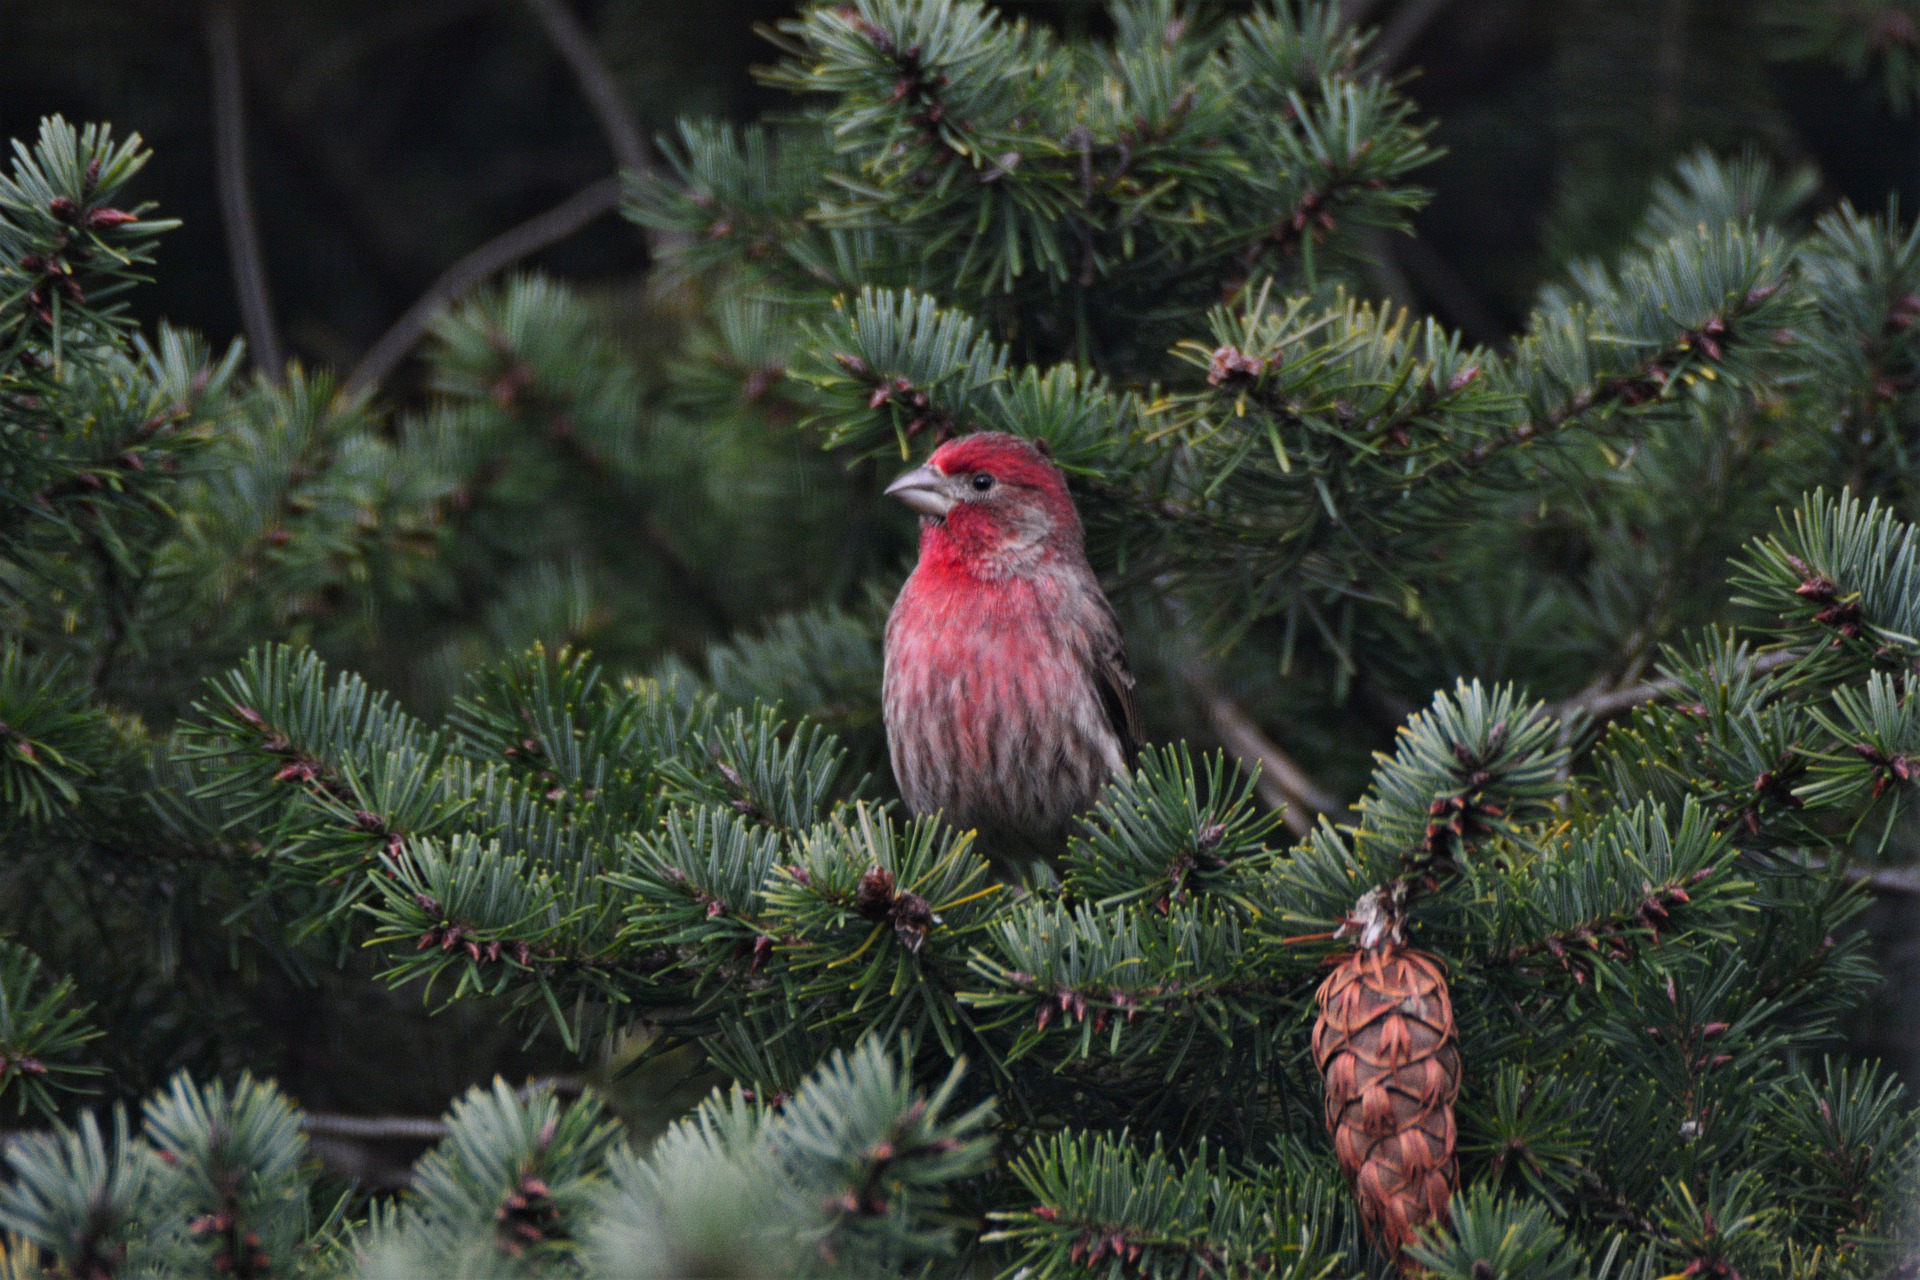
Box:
624;121;835;284
764;805;997;1057
1354;679;1566;882
1731;488;1920;670
0;643;112;829
993;1131;1345;1279
1062;742;1288;911
142;1073;312;1275
582;1036;992;1276
0;940;104;1117
1462;224;1796;473
0;1110;154;1275
1756;1058;1917;1250
1591;630;1825;847
1407;1185;1587;1280
0;117;175;377
965;898;1296;1072
404;1078;620;1260
205;0;285;383
1478;801;1749;986
1548;648;1802;722
799;286;1008;455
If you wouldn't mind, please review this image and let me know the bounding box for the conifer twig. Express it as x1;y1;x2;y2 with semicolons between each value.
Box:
297;1075;584;1145
206;0;286;383
1787;855;1920;898
300;1113;448;1143
1853;864;1920;897
1183;666;1341;835
1547;649;1801;722
341;177;621;398
520;0;649;176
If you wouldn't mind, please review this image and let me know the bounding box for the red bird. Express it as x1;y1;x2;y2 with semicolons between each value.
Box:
881;432;1139;869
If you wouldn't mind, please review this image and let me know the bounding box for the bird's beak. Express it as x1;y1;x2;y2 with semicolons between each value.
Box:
884;463;955;518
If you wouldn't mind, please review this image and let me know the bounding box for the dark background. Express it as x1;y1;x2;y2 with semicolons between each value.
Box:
7;0;1920;381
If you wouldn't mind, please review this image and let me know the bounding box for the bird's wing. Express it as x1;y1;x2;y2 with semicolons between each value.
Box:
1089;595;1142;756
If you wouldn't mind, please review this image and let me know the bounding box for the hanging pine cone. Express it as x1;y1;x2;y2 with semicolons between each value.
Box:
1312;889;1461;1273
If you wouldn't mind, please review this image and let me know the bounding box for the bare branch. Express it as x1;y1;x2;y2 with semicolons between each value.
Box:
1855;864;1920;897
1547;649;1801;723
1183;665;1343;836
521;0;648;176
1789;854;1920;898
301;1112;447;1143
298;1074;584;1152
342;176;621;399
206;0;286;382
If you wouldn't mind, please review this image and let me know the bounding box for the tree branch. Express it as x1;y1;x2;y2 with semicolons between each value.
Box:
339;0;669;398
1854;864;1920;897
1789;854;1920;898
341;177;621;399
1182;666;1342;836
206;0;286;382
1546;649;1801;723
520;0;648;176
301;1112;448;1143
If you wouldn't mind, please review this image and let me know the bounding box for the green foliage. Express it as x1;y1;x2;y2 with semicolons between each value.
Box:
9;1;1920;1276
993;1130;1347;1278
1765;0;1920;113
0;940;102;1116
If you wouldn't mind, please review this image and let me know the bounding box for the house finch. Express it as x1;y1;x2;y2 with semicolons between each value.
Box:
881;432;1139;870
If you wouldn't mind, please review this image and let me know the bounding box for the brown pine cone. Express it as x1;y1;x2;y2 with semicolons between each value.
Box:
1312;942;1461;1272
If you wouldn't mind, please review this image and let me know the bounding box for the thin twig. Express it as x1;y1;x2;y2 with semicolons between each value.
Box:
298;1075;585;1145
206;0;286;382
1854;864;1920;897
520;0;648;175
1547;649;1801;723
1182;665;1343;836
1787;854;1920;899
341;176;621;399
301;1113;447;1143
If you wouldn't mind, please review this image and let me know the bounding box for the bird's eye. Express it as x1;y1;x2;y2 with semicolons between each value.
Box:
970;472;995;492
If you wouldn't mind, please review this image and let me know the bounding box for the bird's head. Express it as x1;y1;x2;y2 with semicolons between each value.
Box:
884;432;1082;576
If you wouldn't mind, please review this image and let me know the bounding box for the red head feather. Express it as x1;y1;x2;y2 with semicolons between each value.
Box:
916;432;1081;578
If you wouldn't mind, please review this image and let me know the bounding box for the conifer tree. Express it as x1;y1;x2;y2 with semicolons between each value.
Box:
4;3;1920;1277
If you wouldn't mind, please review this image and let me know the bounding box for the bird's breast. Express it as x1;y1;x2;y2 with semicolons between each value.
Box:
883;572;1123;842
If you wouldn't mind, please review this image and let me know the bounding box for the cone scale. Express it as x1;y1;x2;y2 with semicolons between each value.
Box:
1312;939;1461;1273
